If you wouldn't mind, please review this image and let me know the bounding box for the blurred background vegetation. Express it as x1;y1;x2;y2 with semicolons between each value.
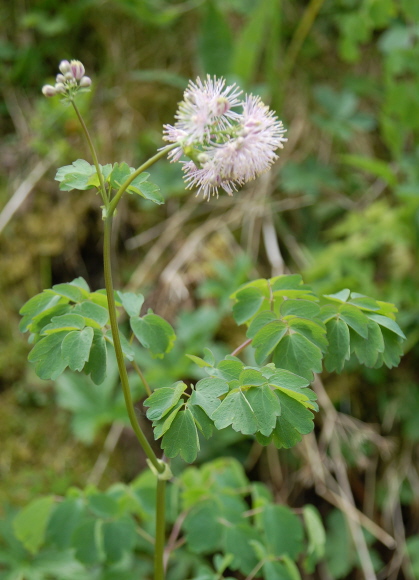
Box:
1;0;419;578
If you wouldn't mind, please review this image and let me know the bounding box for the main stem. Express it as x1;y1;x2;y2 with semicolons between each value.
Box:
71;100;108;205
103;216;163;474
155;478;166;580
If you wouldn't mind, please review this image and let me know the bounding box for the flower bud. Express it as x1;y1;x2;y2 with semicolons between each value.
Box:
56;74;66;83
59;60;71;74
70;60;85;80
54;83;66;94
42;85;56;97
79;76;92;88
65;72;74;81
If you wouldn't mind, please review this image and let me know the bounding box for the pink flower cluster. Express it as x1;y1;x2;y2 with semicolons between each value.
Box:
163;76;287;200
42;60;92;99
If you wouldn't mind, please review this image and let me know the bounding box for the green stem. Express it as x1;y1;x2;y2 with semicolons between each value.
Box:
154;478;166;580
107;144;177;217
71;100;108;205
103;215;163;473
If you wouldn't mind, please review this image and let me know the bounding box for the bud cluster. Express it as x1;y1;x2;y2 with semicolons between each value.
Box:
163;75;287;200
42;60;92;99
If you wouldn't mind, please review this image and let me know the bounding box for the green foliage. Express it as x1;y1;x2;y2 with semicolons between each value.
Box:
55;160;163;204
20;279;176;382
0;459;327;579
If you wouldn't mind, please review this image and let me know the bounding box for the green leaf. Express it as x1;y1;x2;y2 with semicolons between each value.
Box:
72;519;102;565
268;368;310;390
262;504;304;559
224;523;260;575
367;313;406;339
102;517;137;563
52;282;88;302
286;317;328;352
270;274;316;300
70;277;91;293
131;313;176;357
190;377;229;416
183;500;223;553
88;493;119;518
13;496;55;554
144;381;187;420
186;353;213;367
239;368;266;386
73;301;109;328
324;318;350;373
303;505;326;573
246;385;282;436
232;286;266;325
351;321;384;367
28;331;69;380
247;310;277;338
212;390;258;435
129;178;164;204
117;291;144;318
275;391;314;435
152;400;183;439
272;418;302;449
189;404;214;439
338;303;369;337
46;498;84;550
216;358;244;381
162;408;200;462
41;314;86;334
273;334;323;380
324;289;350;303
263;561;297;580
84;330;107;384
61;327;94;372
325;510;354;578
109;162;132;189
348;292;380;311
280;300;321;319
252;320;288;364
381;327;404;369
19;291;67;332
55;159;97;191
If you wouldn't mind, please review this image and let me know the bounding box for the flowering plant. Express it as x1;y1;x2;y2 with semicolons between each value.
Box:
13;61;405;580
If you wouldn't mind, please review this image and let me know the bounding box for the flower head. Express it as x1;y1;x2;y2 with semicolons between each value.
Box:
163;77;287;200
42;60;91;100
